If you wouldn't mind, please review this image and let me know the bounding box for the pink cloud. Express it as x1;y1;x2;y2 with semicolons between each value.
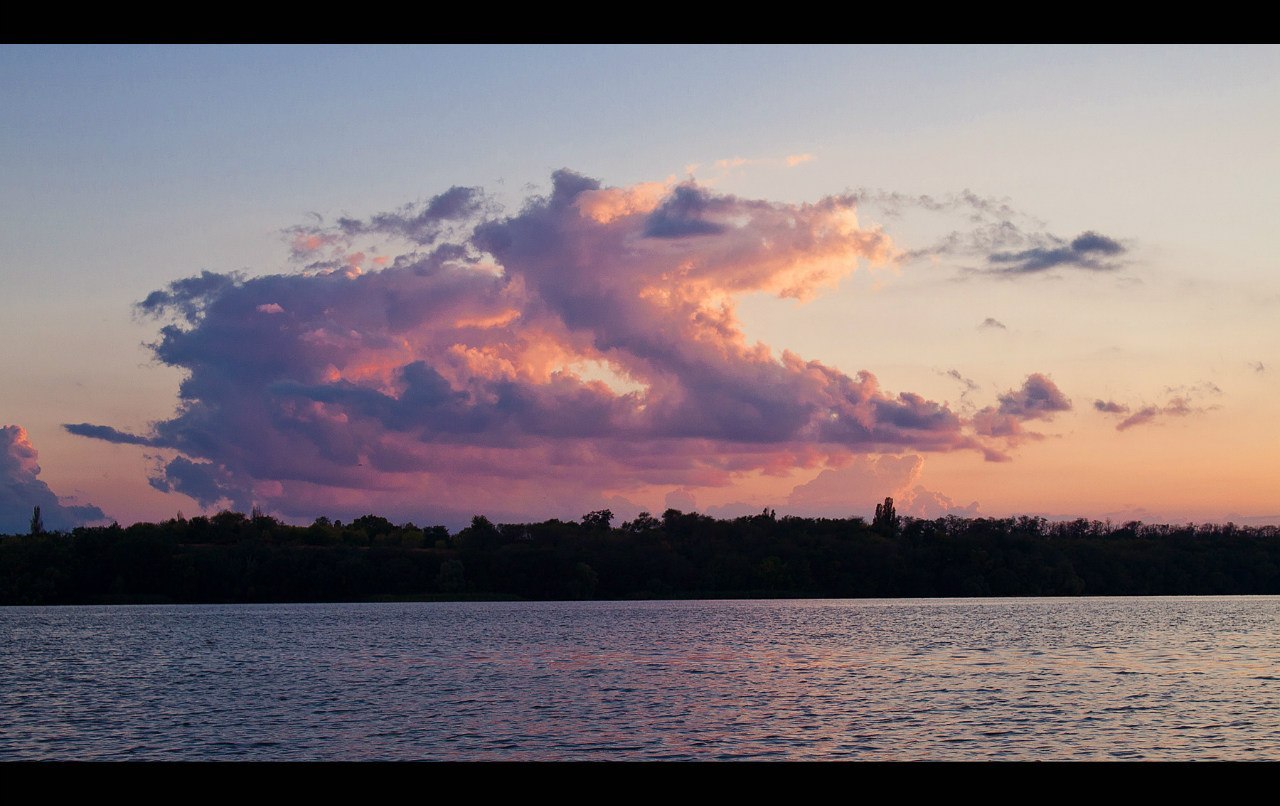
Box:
1;425;106;532
69;171;1058;525
971;373;1072;452
786;454;979;519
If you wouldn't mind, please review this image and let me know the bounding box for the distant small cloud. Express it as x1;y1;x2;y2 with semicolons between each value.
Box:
1250;361;1265;373
979;317;1007;330
1116;405;1162;431
995;373;1072;419
1164;381;1222;397
785;153;815;167
943;368;979;393
256;303;285;314
1093;399;1130;414
1099;387;1217;432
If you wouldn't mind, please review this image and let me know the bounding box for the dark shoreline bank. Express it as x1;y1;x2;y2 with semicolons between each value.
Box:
6;510;1280;605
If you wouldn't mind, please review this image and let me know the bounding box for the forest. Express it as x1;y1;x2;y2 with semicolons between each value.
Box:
3;500;1280;605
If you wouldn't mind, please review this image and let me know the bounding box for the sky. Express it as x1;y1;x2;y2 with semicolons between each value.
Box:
1;44;1277;532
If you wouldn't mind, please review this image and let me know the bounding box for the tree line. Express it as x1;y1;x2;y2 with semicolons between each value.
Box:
2;503;1279;605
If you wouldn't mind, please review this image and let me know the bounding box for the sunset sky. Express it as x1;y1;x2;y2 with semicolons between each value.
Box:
2;44;1277;532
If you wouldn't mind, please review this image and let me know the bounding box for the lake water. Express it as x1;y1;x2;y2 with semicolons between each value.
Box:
3;597;1279;760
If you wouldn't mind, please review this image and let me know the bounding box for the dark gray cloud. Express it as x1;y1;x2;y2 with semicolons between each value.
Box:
986;231;1126;275
64;423;159;446
147;456;248;511
1;425;106;533
1251;361;1266;373
334;185;487;245
643;184;729;238
979;317;1007;330
138;270;244;323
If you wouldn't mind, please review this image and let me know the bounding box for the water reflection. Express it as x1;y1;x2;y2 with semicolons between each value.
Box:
2;597;1279;759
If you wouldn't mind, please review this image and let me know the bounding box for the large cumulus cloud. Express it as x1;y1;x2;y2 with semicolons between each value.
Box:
69;171;1068;523
1;425;106;534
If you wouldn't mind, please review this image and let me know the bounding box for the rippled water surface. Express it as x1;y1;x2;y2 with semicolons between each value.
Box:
4;597;1280;760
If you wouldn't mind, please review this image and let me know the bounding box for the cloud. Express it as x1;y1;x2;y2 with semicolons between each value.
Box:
1097;381;1221;432
1;425;106;533
786;454;979;519
665;488;697;512
1114;397;1210;431
1251;361;1265;373
1115;405;1161;431
986;231;1126;275
64;423;159;446
850;190;1126;279
1164;381;1222;397
70;171;1059;523
993;373;1072;419
1093;399;1130;414
979;317;1007;330
642;183;730;238
334;185;487;245
971;373;1072;449
943;368;979;393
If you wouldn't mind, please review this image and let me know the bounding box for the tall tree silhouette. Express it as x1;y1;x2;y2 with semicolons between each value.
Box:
29;505;43;535
873;497;899;535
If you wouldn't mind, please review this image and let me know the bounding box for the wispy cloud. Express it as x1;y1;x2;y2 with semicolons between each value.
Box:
943;368;979;393
851;189;1127;279
1115;398;1205;431
979;317;1007;330
1096;382;1220;432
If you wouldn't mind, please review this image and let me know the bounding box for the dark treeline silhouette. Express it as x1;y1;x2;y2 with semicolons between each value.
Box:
3;506;1280;605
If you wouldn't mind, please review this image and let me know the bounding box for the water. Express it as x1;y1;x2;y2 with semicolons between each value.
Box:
3;597;1279;760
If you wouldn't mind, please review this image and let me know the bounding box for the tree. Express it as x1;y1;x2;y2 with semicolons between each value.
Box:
623;511;661;533
581;509;613;531
437;559;465;594
29;506;43;535
873;497;899;536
